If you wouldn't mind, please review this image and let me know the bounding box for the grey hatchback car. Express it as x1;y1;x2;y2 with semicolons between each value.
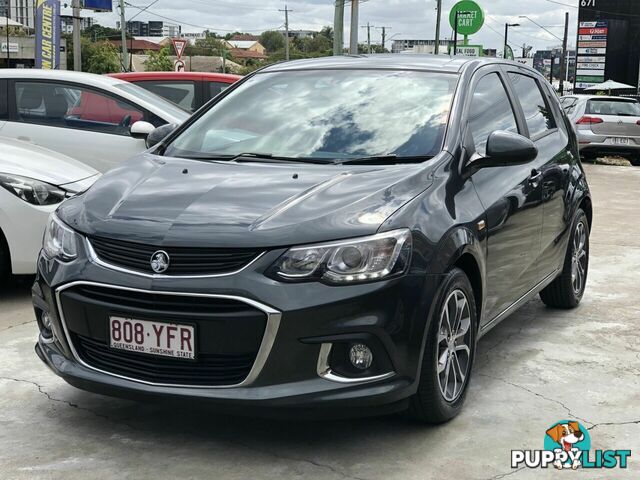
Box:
560;95;640;165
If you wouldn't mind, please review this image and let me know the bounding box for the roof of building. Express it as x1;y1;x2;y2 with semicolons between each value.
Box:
229;48;267;60
110;39;162;51
226;40;259;50
230;34;260;42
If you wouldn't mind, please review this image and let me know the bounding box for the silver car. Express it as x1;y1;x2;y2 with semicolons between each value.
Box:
560;95;640;165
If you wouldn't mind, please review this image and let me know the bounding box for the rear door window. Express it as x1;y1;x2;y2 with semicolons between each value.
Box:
0;79;7;120
135;80;197;111
468;72;519;156
585;99;640;116
508;73;556;138
15;81;145;136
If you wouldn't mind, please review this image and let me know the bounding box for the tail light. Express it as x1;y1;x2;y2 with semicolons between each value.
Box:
576;116;603;125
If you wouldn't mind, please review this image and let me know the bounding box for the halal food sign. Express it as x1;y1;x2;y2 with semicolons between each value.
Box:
449;0;484;36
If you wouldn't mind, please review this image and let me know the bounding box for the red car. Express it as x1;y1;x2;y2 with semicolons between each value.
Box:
109;72;242;112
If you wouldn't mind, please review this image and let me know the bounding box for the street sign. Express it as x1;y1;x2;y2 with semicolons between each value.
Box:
82;0;112;12
449;0;484;36
1;43;19;53
172;38;188;59
515;58;533;67
174;59;186;72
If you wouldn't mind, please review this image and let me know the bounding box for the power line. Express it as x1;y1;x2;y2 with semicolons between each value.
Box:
542;0;577;8
124;3;279;32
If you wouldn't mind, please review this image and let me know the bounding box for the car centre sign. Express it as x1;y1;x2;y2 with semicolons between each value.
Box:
449;0;484;36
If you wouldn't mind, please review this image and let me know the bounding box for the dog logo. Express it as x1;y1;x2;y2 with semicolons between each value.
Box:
150;250;170;273
545;421;588;469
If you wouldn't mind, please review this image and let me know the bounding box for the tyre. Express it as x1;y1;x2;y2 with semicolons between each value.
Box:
0;229;10;282
540;209;589;308
407;268;477;424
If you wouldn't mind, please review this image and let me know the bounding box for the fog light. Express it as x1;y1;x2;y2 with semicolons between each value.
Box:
349;343;373;370
41;312;52;331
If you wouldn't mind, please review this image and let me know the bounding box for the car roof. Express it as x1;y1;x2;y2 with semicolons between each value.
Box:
0;68;131;88
109;71;242;83
258;54;534;74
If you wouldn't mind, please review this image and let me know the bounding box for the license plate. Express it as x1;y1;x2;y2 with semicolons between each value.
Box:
612;137;629;145
109;316;195;360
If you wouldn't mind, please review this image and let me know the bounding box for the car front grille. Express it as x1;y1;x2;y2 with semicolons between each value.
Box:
72;334;256;386
59;284;269;386
89;236;262;276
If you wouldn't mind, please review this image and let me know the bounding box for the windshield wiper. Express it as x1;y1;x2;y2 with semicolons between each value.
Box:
175;152;334;164
333;154;433;165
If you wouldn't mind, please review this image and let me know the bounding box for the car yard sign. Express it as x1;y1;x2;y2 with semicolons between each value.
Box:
449;0;484;36
35;0;60;69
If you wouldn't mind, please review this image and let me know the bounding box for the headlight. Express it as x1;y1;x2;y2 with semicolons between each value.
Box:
42;214;79;261
269;229;412;285
0;173;67;206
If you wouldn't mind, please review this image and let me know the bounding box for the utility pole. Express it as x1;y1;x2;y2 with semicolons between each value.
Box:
279;5;291;61
72;0;81;71
349;0;358;54
361;22;372;54
5;8;9;67
453;11;460;56
559;11;569;96
434;0;442;55
376;26;391;51
333;0;344;56
118;0;129;71
549;54;554;83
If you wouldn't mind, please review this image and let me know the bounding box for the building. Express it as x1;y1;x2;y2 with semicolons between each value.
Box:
117;20;181;38
109;38;162;54
60;15;94;35
392;39;454;54
1;0;35;28
276;29;317;40
0;34;67;68
533;46;576;81
224;39;266;56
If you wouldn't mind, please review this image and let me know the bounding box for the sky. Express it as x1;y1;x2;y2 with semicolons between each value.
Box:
63;0;579;54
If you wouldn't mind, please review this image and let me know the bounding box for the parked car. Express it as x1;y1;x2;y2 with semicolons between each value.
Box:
110;72;242;112
34;55;591;423
0;69;190;172
0;137;99;278
560;94;640;165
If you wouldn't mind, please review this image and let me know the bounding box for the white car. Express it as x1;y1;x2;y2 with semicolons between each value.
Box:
0;137;99;277
0;69;190;172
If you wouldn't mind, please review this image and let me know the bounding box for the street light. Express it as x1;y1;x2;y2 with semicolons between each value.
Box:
504;23;520;59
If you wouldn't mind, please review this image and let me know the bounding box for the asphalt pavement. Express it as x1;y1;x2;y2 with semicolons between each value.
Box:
1;163;639;479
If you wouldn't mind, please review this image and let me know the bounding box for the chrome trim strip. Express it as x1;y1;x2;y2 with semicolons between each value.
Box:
480;268;560;335
316;343;395;384
85;237;266;279
54;280;281;389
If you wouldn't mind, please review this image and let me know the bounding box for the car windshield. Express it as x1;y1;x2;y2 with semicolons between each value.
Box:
164;70;458;162
115;82;191;121
585;99;640;117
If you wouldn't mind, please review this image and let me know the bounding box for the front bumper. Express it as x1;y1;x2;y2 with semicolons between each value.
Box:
33;241;439;414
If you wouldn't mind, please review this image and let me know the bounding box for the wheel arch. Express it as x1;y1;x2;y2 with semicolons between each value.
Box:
0;226;12;278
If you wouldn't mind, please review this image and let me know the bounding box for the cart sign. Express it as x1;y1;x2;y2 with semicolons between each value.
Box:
172;38;188;59
449;0;484;36
35;0;61;69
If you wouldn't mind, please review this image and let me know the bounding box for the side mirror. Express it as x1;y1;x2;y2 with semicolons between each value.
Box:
130;121;155;139
146;123;179;149
484;130;538;165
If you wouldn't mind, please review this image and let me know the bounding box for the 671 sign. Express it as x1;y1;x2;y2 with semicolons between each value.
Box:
581;0;596;6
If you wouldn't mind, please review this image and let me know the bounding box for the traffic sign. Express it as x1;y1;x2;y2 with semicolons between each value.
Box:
174;59;186;72
449;0;484;36
172;38;188;59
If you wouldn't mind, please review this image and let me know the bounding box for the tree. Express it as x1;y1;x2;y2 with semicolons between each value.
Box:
186;36;226;56
83;41;121;74
145;46;173;71
260;30;285;53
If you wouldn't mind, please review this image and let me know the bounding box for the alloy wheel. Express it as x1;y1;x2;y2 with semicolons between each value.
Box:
437;289;472;402
571;221;587;295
